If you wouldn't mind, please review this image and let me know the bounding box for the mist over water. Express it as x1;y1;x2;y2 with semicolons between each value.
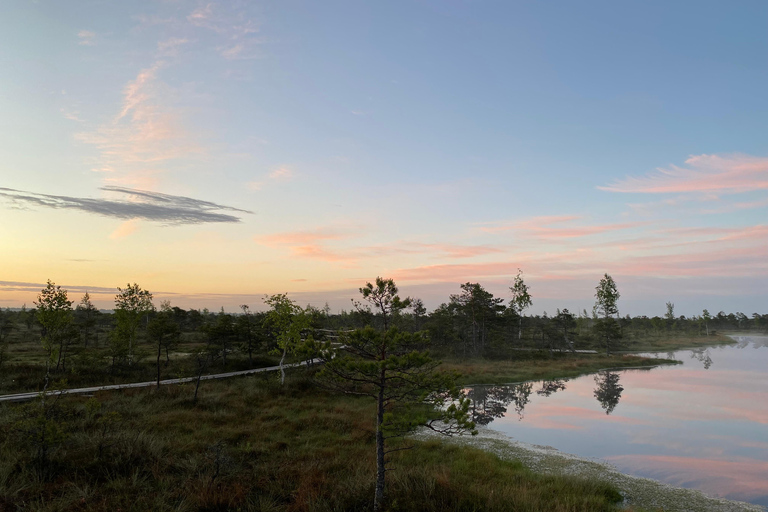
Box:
467;336;768;507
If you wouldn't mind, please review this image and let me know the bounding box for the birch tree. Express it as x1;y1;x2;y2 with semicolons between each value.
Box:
702;309;711;336
593;273;621;355
34;280;74;373
263;294;313;385
510;269;532;340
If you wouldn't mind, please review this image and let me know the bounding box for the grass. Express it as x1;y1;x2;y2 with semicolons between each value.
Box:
0;370;626;511
0;325;278;395
440;352;680;385
0;329;744;511
616;333;734;353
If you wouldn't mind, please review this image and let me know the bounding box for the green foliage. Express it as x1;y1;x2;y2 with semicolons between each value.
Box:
113;283;154;364
202;309;237;364
147;301;181;386
510;268;533;315
237;304;263;364
321;326;475;437
593;318;623;355
593;274;622;354
74;292;99;348
358;276;412;329
321;277;476;510
9;383;73;478
510;269;533;341
34;280;75;372
0;309;13;371
264;293;315;384
448;282;506;355
594;274;620;319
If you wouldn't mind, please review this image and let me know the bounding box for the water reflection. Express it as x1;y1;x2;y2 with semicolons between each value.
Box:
466;337;768;507
467;383;533;425
593;371;623;414
690;348;713;369
467;380;574;425
537;379;568;397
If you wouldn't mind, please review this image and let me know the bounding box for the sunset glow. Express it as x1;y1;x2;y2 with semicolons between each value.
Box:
1;2;766;314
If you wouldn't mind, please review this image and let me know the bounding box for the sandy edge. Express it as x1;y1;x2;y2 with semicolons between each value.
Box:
411;427;766;512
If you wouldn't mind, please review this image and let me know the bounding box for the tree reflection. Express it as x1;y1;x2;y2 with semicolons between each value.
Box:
536;379;568;397
594;371;623;415
691;348;713;369
466;382;533;425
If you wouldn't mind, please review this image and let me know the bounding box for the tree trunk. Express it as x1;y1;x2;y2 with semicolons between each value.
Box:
373;369;386;511
194;371;202;402
55;339;63;372
156;340;162;388
279;346;287;385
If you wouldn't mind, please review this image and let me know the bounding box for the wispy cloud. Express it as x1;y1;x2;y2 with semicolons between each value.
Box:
0;186;252;224
259;229;346;246
157;37;189;57
75;62;203;187
269;166;293;180
60;108;83;122
187;2;263;60
480;215;646;239
247;165;294;191
258;227;501;265
77;30;96;46
600;153;768;194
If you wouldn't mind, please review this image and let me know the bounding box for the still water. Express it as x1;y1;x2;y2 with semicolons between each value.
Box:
468;336;768;507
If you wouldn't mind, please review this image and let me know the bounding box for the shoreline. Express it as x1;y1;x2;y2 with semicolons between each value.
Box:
412;427;765;512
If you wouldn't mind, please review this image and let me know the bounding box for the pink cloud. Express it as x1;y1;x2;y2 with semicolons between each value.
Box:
258;229;348;246
601;153;768;194
109;219;139;239
268;166;293;180
292;244;354;263
75;62;203;188
247;166;295;192
258;228;504;266
480;215;647;240
389;223;768;284
187;3;262;59
480;215;580;234
393;262;522;282
410;243;502;258
157;37;189;57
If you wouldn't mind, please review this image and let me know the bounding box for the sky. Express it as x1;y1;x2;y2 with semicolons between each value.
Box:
1;0;767;316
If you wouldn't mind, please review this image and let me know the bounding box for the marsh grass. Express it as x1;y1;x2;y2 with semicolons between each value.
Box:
616;333;734;353
440;352;680;385
0;339;278;395
0;370;625;511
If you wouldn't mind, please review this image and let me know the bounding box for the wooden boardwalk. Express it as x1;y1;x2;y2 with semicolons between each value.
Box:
0;359;320;404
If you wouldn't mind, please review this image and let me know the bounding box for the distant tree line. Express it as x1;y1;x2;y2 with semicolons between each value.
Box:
1;274;766;379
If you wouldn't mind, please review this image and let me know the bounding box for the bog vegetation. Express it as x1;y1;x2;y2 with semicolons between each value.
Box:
0;273;763;511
